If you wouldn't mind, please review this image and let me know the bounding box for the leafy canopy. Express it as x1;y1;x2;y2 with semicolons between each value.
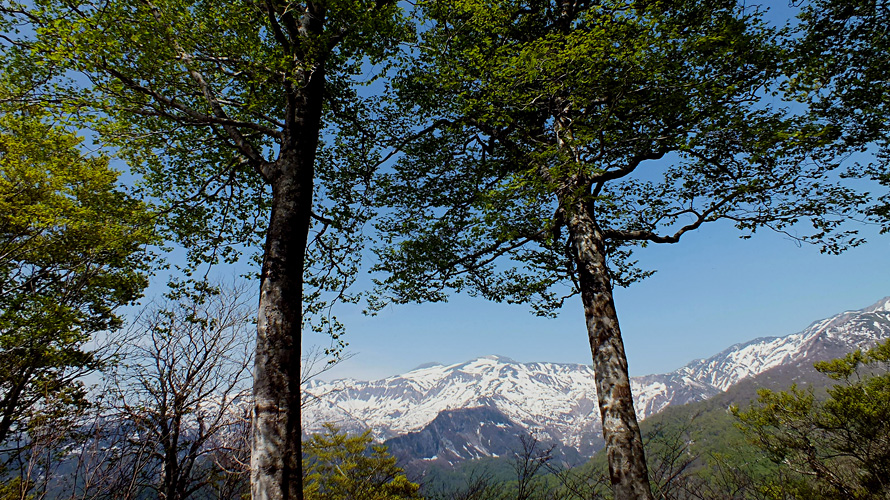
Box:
303;424;421;500
373;0;865;315
10;0;412;345
0;102;155;446
735;339;890;499
792;0;890;234
793;0;890;151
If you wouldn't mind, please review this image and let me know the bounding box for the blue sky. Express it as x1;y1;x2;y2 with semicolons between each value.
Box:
304;215;889;381
108;0;886;382
299;0;890;381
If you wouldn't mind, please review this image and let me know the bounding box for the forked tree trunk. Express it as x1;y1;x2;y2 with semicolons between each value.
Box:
568;202;654;500
251;4;326;498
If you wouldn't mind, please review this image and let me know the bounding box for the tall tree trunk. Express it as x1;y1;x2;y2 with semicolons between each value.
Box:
251;151;315;500
251;1;326;491
568;202;654;500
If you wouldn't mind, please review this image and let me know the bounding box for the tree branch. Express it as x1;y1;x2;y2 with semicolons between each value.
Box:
604;192;739;243
591;148;668;196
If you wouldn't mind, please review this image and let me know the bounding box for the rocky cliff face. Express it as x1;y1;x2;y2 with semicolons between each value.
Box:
384;407;527;465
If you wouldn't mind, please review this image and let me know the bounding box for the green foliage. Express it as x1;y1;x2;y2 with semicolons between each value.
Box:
6;0;412;343
574;366;847;499
0;477;30;500
0;103;155;447
302;424;420;500
734;339;890;499
373;0;866;316
794;0;890;150
793;0;890;232
418;435;608;500
374;3;868;497
420;456;521;497
3;2;413;496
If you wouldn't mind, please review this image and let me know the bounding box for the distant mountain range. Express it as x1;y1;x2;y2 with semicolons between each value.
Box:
302;297;890;466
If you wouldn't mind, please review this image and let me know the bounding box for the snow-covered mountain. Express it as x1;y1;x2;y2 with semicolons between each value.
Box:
304;355;607;455
303;297;890;458
676;297;890;391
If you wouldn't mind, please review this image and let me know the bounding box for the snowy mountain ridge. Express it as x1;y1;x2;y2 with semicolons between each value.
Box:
303;297;890;456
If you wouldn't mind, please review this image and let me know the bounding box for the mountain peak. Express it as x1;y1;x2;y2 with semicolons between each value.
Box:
411;361;444;370
863;296;890;313
474;354;516;363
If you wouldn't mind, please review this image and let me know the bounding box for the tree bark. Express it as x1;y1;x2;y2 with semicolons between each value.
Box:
247;2;331;497
251;1;326;495
251;97;322;499
251;156;314;500
567;202;654;500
